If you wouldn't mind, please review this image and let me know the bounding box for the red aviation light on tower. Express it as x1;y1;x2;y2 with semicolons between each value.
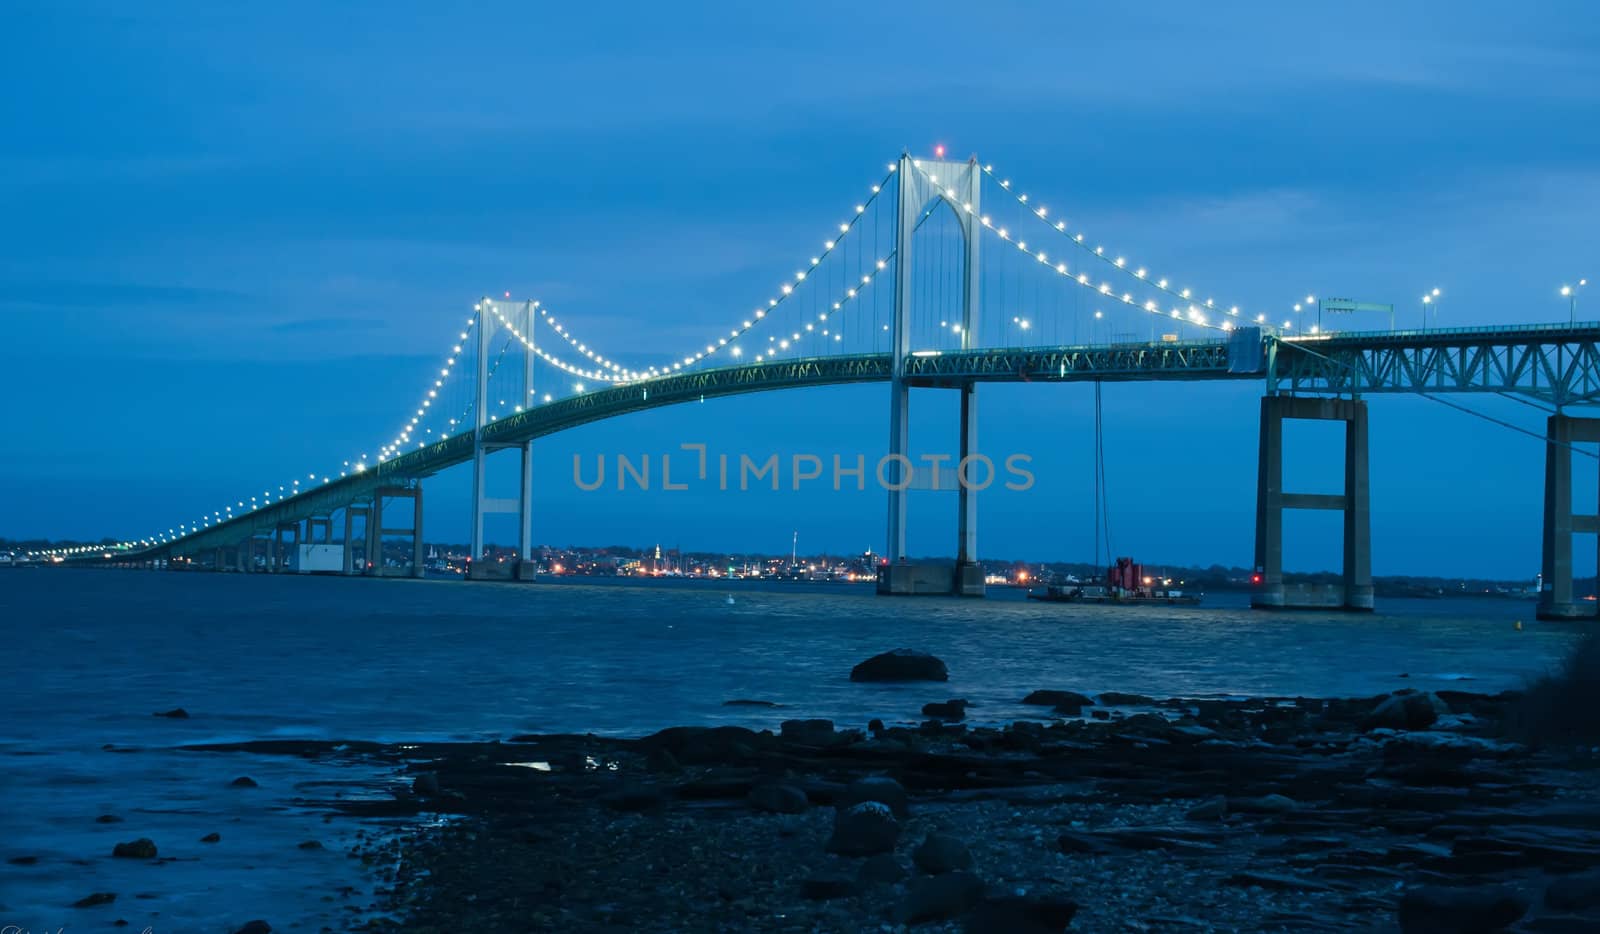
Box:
934;143;946;159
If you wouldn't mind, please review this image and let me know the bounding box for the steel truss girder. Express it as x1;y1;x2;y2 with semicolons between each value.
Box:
1272;326;1600;405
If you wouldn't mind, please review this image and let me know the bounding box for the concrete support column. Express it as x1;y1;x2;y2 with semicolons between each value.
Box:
1343;403;1374;610
1253;396;1286;607
366;495;382;574
411;485;425;579
342;507;358;575
1538;414;1600;620
213;546;225;572
954;380;983;595
1251;395;1372;611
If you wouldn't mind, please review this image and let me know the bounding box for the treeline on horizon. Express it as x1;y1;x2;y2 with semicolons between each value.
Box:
2;536;1545;595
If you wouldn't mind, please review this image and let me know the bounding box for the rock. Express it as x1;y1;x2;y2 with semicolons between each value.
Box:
748;783;809;814
835;775;909;818
800;874;859;900
646;747;680;772
922;699;970;720
966;896;1080;934
780;718;838;746
1185;795;1228;821
857;853;908;886
233;923;272;934
1232;793;1298;814
111;838;157;859
153;708;189;719
1398;885;1528;933
229;776;258;788
1098;691;1154;706
200;832;221;843
900;870;985;923
1022;689;1094;708
95;814;123;823
73;892;117;908
1547;870;1600;910
1090;709;1111;720
913;833;974;874
411;772;440;795
8;855;39;865
637;725;773;764
1366;692;1450;731
868;718;885;734
722;699;780;707
597;785;668;812
850;649;948;682
826;801;899;856
296;840;323;850
1057;831;1112;855
1053;701;1086;716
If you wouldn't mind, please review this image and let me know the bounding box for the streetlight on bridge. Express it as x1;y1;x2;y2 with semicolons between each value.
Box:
1421;287;1442;331
1562;280;1588;325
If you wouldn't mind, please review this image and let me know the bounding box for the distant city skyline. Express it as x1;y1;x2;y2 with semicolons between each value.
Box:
4;2;1599;577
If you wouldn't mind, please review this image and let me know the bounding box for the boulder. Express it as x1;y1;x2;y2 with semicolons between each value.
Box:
1097;692;1154;706
748;783;809;814
1185;795;1228;821
1022;690;1094;708
597;785;668;812
800;874;859;900
835;775;909;818
1090;709;1111;720
966;896;1080;934
411;772;440;795
857;853;908;886
1232;794;1298;814
1547;870;1600;911
1365;692;1450;732
153;708;189;719
296;840;323;850
95;814;123;824
73;892;117;908
8;855;39;865
636;725;773;764
900;871;985;923
922;699;970;721
913;833;974;874
233;923;272;934
229;776;259;789
780;718;838;746
850;649;948;682
1398;885;1528;933
826;801;899;856
867;718;885;734
111;838;157;859
200;832;221;843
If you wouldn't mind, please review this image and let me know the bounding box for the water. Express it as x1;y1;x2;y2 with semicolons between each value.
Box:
0;568;1579;929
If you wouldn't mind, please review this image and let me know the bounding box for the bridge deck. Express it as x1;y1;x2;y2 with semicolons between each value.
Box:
89;323;1600;562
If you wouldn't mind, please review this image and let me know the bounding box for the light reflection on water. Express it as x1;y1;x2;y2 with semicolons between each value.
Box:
0;568;1579;927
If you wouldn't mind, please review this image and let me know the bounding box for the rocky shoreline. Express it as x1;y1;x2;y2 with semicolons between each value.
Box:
174;680;1600;933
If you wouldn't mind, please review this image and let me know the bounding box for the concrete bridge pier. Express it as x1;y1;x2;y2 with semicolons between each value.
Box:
1252;395;1373;611
342;503;370;575
1538;414;1600;620
370;485;424;578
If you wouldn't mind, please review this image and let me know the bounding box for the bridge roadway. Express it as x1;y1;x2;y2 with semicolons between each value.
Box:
90;322;1600;564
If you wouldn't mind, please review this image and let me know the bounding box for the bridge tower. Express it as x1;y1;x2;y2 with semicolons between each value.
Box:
878;153;985;596
1538;413;1600;619
1251;395;1373;611
468;299;539;581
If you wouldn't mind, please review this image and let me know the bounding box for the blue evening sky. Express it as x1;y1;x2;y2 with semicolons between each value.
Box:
2;1;1597;577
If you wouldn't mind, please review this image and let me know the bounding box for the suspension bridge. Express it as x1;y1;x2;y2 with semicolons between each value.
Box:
52;153;1600;619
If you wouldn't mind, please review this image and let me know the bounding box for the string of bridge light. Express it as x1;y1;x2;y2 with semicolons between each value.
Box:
525;301;640;380
483;300;634;384
378;315;482;461
926;160;1257;330
493;168;898;381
